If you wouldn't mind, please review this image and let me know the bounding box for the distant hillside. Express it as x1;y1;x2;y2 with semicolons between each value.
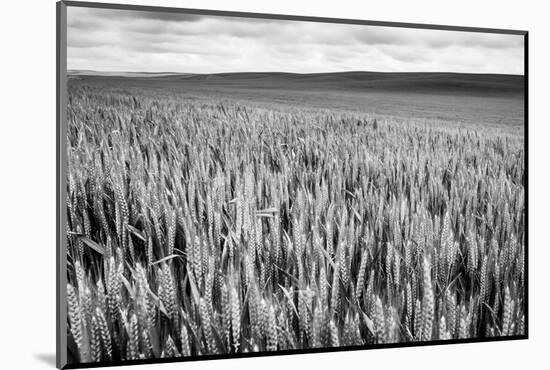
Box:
68;70;194;78
69;70;524;97
183;71;524;96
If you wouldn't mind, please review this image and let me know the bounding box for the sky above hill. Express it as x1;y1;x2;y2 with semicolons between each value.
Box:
67;6;524;75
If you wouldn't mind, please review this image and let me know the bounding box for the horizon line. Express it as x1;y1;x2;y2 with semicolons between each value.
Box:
67;69;525;77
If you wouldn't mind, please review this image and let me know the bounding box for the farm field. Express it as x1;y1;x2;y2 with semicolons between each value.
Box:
65;73;525;364
69;72;525;129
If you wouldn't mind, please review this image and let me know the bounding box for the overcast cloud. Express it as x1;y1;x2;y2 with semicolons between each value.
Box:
67;7;524;75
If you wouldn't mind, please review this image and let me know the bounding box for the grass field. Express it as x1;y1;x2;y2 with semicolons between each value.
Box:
65;73;525;364
69;72;524;128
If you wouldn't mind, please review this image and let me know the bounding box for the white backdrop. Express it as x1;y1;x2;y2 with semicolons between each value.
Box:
0;0;546;368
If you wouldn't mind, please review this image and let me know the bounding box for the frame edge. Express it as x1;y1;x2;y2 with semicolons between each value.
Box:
57;1;68;369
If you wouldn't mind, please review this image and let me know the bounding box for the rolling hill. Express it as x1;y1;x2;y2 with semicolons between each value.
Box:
67;70;525;127
68;70;524;97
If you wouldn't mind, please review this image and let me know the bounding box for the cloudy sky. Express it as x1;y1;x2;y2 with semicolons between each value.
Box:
67;7;524;75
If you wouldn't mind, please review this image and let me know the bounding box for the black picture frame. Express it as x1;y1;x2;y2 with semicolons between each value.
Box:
56;1;528;368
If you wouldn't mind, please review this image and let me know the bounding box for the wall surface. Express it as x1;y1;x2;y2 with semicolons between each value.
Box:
0;0;546;368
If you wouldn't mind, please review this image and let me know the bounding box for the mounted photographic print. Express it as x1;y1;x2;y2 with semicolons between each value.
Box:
56;1;528;368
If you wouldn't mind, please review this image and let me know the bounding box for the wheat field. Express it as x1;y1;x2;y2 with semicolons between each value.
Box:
65;82;525;364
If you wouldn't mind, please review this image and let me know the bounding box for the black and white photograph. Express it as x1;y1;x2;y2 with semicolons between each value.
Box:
61;2;526;367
